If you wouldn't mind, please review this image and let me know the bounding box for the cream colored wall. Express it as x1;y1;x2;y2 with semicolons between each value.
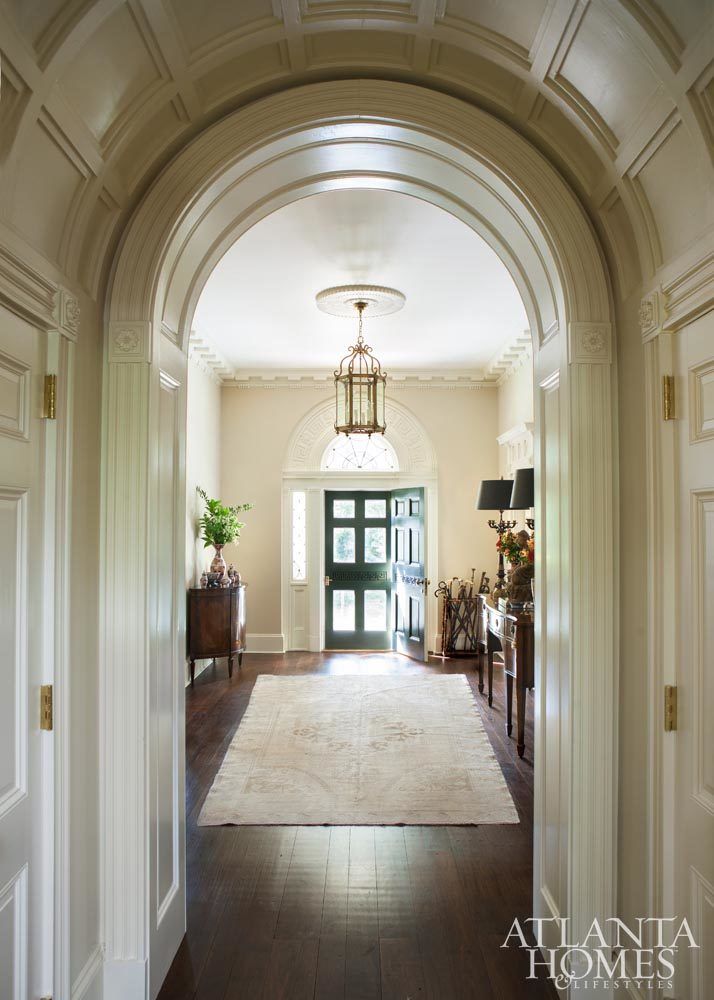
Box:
185;361;222;588
220;385;500;640
497;361;534;434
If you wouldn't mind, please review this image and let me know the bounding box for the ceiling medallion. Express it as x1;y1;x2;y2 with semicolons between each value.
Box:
317;285;405;437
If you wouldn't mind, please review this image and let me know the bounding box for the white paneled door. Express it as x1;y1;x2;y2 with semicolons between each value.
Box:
674;314;714;998
0;308;50;998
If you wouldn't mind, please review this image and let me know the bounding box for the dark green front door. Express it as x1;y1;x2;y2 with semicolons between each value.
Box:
391;486;427;661
324;491;391;649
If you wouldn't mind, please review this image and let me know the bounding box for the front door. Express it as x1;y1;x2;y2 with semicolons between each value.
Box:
325;491;391;649
0;306;51;997
392;487;427;661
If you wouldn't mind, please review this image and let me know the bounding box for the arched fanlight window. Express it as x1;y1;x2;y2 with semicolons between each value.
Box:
321;434;399;472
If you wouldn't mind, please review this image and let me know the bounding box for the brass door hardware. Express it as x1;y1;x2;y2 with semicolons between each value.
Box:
44;374;57;419
664;685;677;732
662;374;674;421
324;575;331;587
40;684;53;731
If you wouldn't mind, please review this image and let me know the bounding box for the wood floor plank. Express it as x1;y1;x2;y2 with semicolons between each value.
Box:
158;652;556;1000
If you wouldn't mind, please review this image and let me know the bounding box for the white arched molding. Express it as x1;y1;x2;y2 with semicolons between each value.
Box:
284;397;437;476
102;80;617;998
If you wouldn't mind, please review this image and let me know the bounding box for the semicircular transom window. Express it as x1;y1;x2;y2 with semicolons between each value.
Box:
321;434;399;472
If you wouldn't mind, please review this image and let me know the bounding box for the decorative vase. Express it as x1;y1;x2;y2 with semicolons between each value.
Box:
210;544;227;584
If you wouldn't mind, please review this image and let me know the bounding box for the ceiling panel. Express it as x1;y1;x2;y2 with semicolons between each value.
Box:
193;189;528;373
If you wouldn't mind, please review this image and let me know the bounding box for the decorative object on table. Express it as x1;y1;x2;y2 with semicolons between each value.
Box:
187;582;247;686
499;528;535;605
316;284;405;437
478;571;490;594
510;466;535;531
435;576;482;656
200;571;207;589
475;477;515;602
197;487;253;584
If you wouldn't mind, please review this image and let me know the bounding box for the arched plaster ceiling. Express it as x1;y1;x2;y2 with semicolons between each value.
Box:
193;189;528;375
0;0;711;304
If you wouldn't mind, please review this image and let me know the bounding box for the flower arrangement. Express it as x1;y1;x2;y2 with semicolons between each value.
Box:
197;487;254;548
497;529;534;567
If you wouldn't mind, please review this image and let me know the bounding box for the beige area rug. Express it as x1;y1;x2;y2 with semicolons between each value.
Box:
198;674;519;826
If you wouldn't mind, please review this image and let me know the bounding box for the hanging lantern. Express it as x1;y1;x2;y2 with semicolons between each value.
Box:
334;300;387;436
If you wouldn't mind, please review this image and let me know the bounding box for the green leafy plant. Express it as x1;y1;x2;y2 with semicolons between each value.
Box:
197;487;254;548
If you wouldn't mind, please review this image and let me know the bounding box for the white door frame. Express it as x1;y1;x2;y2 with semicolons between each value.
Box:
0;250;79;1000
101;81;618;999
282;474;439;654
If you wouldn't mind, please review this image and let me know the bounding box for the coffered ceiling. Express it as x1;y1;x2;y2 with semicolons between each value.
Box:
0;0;712;306
192;189;528;376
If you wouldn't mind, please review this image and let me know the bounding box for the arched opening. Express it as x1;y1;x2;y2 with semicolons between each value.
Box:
102;81;616;997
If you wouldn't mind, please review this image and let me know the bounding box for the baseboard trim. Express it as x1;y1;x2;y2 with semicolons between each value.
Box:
72;946;103;1000
103;958;146;1000
246;633;285;653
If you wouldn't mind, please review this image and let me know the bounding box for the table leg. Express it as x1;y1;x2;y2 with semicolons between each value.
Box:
506;673;513;736
478;651;484;694
238;651;243;668
228;655;233;679
487;650;494;706
516;675;526;758
190;660;195;687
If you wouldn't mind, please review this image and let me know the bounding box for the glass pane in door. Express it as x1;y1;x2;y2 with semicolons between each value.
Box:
333;591;355;630
365;498;386;518
333;499;355;518
333;527;355;562
364;527;386;562
364;591;387;631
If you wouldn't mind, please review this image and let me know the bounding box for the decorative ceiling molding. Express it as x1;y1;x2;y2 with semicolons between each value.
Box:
187;330;235;383
222;370;492;390
482;331;533;384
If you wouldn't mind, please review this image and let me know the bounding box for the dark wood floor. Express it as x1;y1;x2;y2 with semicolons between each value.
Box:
158;651;556;1000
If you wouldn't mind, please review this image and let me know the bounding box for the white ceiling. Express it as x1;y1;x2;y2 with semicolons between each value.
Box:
193;190;528;375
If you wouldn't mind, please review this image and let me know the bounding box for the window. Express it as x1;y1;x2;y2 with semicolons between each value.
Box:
321;434;398;472
291;491;307;581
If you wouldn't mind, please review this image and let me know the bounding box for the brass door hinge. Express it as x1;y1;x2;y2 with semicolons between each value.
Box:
44;374;57;419
40;684;53;731
664;685;677;732
662;374;675;421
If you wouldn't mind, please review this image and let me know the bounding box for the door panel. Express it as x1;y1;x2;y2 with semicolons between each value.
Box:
325;491;391;649
674;315;714;998
392;487;427;661
0;308;47;997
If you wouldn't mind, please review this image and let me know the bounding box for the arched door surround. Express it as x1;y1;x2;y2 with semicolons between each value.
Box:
102;81;616;998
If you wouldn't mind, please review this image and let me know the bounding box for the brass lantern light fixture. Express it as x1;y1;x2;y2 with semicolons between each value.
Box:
334;300;386;436
316;284;405;437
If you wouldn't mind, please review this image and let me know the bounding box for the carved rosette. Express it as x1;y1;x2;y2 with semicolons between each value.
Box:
568;322;612;365
108;322;150;362
638;291;662;342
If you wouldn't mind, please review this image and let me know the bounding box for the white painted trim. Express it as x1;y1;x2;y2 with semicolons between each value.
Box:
72;946;104;1000
246;633;286;653
102;959;146;1000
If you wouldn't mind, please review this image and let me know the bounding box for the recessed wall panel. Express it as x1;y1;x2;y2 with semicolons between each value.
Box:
0;490;27;818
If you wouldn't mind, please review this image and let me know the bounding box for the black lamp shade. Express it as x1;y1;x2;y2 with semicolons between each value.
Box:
510;467;534;509
475;478;514;511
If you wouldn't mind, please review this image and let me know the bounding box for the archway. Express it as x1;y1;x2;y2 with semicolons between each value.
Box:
102;81;616;998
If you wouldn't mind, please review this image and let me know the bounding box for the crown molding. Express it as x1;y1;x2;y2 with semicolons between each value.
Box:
221;370;493;390
0;245;58;330
483;331;533;384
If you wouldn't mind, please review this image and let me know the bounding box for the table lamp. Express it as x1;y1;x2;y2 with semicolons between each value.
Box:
475;477;515;598
510;467;535;531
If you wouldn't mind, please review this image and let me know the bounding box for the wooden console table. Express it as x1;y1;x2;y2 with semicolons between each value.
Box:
187;584;246;686
477;595;534;758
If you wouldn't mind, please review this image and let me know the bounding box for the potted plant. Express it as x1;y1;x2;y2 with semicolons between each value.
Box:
197;487;254;584
497;529;534;605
